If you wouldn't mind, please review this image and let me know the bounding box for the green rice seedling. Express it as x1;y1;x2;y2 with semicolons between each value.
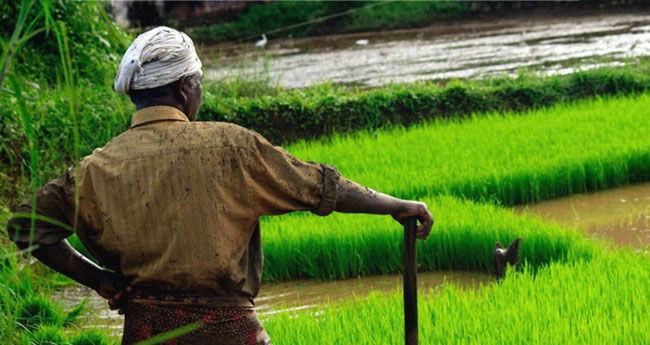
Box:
62;299;87;326
70;329;114;345
285;94;650;206
262;250;650;345
16;294;64;330
261;195;599;281
19;324;68;345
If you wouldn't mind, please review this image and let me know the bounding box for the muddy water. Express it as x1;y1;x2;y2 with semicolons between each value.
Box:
256;270;491;316
206;12;650;88
55;271;491;334
517;182;650;248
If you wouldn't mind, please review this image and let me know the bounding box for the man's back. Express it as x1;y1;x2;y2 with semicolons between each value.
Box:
7;26;432;345
77;105;337;303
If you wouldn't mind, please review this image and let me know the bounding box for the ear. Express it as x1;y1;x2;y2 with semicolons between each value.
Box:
176;77;188;104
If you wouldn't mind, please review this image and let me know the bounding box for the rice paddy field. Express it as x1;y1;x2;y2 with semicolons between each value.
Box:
286;94;650;206
254;94;650;344
3;2;650;344
259;94;650;281
4;93;650;344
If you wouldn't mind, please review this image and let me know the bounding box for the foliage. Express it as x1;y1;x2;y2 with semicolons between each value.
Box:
1;2;125;344
200;63;650;145
191;2;377;43
0;244;103;344
0;79;131;207
340;1;475;32
0;0;129;85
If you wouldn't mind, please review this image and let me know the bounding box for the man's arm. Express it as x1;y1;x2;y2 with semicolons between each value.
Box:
335;177;434;239
6;169;131;312
243;130;434;236
11;237;130;311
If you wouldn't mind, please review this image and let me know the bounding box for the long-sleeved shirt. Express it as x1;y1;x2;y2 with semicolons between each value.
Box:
7;105;340;306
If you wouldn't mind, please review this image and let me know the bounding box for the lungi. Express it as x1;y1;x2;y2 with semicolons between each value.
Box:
121;291;272;345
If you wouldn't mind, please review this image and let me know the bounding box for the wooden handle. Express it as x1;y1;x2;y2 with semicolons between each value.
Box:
404;217;418;345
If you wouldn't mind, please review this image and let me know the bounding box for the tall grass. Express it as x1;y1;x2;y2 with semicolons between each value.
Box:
286;94;650;206
1;1;127;344
261;195;598;282
263;251;650;345
0;244;113;345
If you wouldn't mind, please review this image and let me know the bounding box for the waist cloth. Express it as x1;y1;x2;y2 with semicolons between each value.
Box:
121;290;272;345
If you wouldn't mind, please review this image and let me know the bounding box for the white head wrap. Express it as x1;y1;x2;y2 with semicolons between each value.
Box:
114;26;202;94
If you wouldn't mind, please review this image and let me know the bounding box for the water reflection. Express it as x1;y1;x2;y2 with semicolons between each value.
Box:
517;182;650;248
256;270;491;316
206;13;650;88
55;271;491;334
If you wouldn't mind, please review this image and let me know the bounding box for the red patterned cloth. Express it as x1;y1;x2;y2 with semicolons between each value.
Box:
121;299;272;345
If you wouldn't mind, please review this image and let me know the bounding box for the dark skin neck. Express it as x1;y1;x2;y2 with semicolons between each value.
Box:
130;76;201;121
133;96;186;114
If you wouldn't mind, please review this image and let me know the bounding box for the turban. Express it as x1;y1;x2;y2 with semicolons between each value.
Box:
114;26;202;94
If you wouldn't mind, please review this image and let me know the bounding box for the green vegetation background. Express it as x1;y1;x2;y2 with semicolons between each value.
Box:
2;1;650;344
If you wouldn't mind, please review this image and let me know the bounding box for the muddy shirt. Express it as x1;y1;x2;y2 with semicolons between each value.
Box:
7;105;340;306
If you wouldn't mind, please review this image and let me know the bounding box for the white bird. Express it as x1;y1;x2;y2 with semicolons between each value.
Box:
355;39;369;46
255;34;267;48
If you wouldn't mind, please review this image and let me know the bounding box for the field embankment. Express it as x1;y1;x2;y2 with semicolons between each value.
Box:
200;65;650;145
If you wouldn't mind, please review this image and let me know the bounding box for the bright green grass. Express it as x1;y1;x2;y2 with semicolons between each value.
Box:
0;244;114;345
263;250;650;345
286;94;650;206
260;94;650;281
261;195;598;282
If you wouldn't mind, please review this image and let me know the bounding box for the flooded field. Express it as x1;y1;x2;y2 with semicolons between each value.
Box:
206;12;650;88
55;271;491;335
518;182;650;248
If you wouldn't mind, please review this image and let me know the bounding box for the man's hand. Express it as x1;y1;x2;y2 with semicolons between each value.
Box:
95;270;132;315
391;200;434;240
335;177;434;239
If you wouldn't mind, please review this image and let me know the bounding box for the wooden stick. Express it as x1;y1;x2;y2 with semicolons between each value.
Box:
404;217;418;345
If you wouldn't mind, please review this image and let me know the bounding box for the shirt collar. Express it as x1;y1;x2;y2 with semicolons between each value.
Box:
130;106;190;129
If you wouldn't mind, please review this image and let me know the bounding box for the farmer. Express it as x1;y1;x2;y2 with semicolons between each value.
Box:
6;27;433;344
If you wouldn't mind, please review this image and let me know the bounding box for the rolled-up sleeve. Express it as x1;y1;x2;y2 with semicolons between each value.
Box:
244;131;340;217
6;168;76;248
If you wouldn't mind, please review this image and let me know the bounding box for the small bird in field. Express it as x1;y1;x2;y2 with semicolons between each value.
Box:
255;34;267;48
493;238;521;280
